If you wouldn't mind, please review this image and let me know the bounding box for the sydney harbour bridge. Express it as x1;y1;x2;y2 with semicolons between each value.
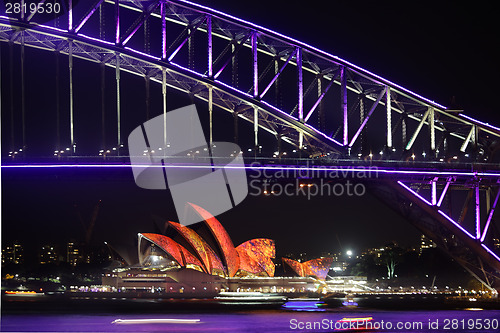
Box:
1;0;500;292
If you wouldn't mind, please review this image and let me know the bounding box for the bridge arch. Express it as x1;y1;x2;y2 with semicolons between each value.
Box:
2;0;500;160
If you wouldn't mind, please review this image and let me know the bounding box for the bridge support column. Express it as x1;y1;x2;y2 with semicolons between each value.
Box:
252;32;258;97
254;107;258;152
318;76;325;132
232;42;238;87
386;86;392;149
233;111;239;144
69;39;74;154
21;32;26;152
208;85;213;146
188;27;194;70
359;95;365;154
0;44;1;150
162;67;167;147
475;183;481;239
55;51;61;151
115;53;121;152
161;1;166;59
115;0;120;44
277;132;283;158
429;107;435;153
341;66;347;146
145;75;150;120
207;15;212;77
9;41;14;152
431;178;437;205
297;48;303;122
100;62;106;151
275;58;281;110
402;113;407;148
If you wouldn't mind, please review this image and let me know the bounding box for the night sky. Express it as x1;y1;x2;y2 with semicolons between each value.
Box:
1;1;499;260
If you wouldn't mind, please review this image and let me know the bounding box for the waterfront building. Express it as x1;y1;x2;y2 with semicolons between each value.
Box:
102;203;335;294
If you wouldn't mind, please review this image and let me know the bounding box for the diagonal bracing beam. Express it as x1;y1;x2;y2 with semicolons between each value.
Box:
74;0;105;33
120;2;160;45
460;126;475;152
405;108;430;150
481;186;500;242
437;177;453;207
213;32;252;80
304;73;338;122
259;49;295;99
348;89;386;147
167;17;206;62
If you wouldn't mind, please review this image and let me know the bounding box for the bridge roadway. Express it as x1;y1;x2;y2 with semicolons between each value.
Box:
3;156;500;178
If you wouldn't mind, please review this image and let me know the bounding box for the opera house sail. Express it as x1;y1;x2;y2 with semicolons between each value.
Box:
103;203;334;294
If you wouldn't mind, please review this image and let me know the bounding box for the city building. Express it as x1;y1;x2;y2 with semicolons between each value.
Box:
67;242;83;266
419;234;436;255
39;245;58;264
1;242;23;265
330;261;349;273
2;246;14;265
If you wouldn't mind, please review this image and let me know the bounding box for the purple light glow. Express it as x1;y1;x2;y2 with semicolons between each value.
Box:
480;188;500;242
174;0;448;110
262;100;344;147
436;179;451;207
173;0;500;137
3;12;498;154
397;181;432;206
3;1;500;138
0;16;342;149
431;180;437;206
74;0;105;33
481;244;500;262
3;164;500;178
437;210;476;240
475;185;481;239
397;181;482;242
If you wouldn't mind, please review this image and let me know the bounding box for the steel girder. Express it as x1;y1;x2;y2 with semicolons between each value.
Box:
368;175;500;291
2;0;500;161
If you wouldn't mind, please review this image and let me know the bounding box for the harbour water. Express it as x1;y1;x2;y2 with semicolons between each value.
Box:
2;300;499;332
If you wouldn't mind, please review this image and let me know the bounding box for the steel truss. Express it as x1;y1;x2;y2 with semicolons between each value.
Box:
1;0;500;288
370;174;500;290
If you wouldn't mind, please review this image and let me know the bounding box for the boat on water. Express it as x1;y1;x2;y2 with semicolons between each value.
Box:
112;318;200;324
215;292;287;306
282;298;325;311
336;317;373;331
4;291;45;297
342;293;358;308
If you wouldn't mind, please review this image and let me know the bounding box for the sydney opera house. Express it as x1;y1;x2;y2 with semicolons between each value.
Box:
102;203;335;295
